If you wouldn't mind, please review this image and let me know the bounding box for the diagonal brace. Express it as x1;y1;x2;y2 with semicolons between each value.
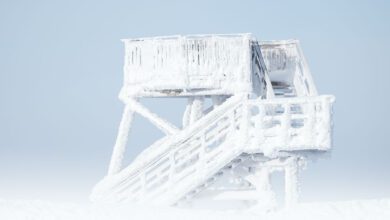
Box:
125;98;179;135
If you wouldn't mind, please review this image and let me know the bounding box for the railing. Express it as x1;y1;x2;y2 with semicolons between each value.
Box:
91;95;334;204
91;95;246;204
260;40;318;96
246;95;335;155
121;34;253;94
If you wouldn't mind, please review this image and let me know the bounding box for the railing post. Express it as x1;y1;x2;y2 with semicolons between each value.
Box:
320;96;332;149
257;103;266;146
198;133;207;178
239;95;250;150
282;103;291;146
305;100;315;146
168;150;175;186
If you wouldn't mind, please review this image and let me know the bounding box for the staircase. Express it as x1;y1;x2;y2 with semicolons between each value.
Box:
91;94;249;205
91;35;335;206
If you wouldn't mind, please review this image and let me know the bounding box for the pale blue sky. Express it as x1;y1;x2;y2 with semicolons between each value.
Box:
0;0;389;202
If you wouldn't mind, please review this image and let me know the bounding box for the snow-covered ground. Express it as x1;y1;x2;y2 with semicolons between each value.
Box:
1;198;389;220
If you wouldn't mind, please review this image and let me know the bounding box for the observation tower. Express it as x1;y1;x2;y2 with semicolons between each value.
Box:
91;34;335;209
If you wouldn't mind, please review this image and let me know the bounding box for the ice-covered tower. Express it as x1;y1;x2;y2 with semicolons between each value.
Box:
91;34;335;209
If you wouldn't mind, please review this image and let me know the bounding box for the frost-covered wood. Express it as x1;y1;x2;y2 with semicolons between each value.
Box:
121;34;252;97
247;95;335;156
92;95;334;205
92;33;335;210
260;40;317;97
107;105;134;175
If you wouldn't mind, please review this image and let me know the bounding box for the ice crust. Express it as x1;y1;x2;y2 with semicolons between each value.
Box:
1;198;389;220
92;33;335;208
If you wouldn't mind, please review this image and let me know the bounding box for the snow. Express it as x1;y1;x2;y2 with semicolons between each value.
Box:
93;93;334;204
1;198;389;220
93;33;336;208
122;34;253;97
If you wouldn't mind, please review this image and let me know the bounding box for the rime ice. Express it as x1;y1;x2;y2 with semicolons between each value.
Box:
90;34;335;210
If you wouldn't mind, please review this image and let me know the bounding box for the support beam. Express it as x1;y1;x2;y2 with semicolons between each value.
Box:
125;98;179;135
108;104;134;175
211;95;227;107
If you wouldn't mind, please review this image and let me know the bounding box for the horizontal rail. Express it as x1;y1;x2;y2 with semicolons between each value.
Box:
121;34;253;95
247;95;335;155
92;95;335;203
91;95;246;203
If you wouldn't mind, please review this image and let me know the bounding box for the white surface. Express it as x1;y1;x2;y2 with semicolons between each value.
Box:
122;34;253;96
1;198;389;220
96;34;335;206
92;95;334;205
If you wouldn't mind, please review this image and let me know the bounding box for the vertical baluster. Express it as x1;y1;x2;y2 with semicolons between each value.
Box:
321;97;332;148
181;37;189;86
199;133;206;178
239;95;250;150
229;104;237;133
168;150;175;189
282;103;291;146
305;101;315;146
257;103;266;146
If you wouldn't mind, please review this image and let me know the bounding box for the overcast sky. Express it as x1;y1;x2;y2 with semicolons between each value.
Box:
0;0;389;202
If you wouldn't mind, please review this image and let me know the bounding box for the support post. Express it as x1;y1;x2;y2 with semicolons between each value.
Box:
285;157;299;207
254;166;276;210
182;97;194;128
107;104;134;176
189;96;204;124
245;165;276;211
256;167;272;193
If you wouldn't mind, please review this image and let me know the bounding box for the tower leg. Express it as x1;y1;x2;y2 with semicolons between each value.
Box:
254;167;276;210
189;96;204;124
182;97;193;128
108;104;134;175
285;157;299;207
245;166;276;211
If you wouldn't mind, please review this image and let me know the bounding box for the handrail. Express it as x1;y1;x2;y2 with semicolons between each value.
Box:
91;95;334;203
91;94;245;202
247;95;335;155
121;35;253;96
259;41;318;97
